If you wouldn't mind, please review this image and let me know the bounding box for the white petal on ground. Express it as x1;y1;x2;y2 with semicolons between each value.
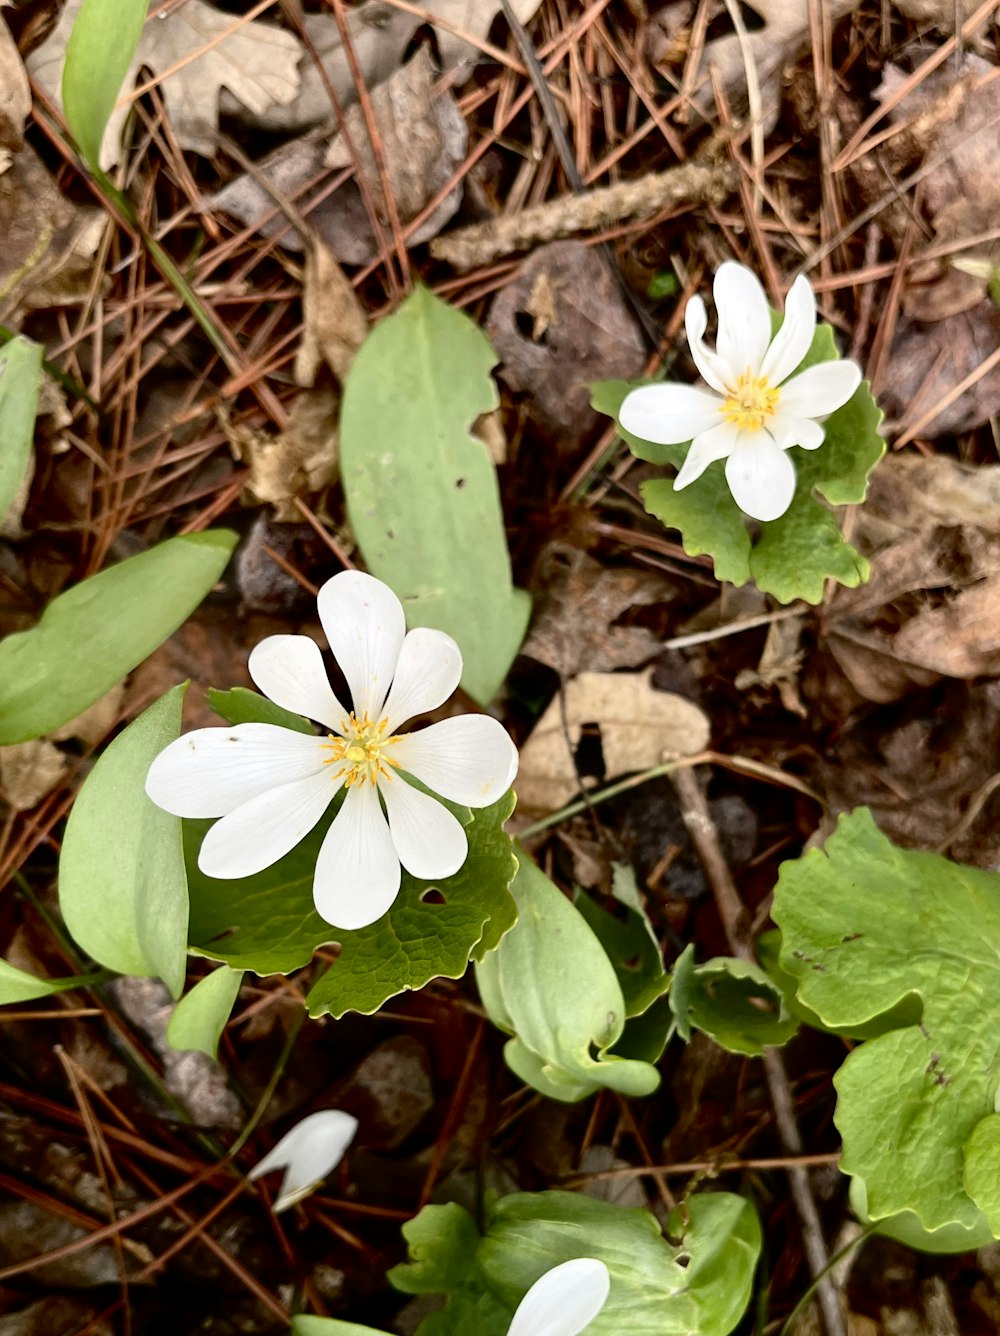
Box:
684;296;734;394
312;782;402;929
618;383;723;446
379;773;468;881
725;433;798;522
778;360;862;418
145;724;330;819
197;769;342;880
767;414;825;450
673;419;740;490
249;1109;359;1213
714;262;772;377
506;1258;611;1336
381;627;463;733
317;570;406;721
759;273;816;386
388;715;518;807
248;634;348;732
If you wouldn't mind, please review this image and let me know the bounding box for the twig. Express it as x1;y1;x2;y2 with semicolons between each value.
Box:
669;768;846;1336
429;159;734;270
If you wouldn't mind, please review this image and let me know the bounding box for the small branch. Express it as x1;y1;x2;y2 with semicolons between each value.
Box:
670;767;847;1336
429;160;734;271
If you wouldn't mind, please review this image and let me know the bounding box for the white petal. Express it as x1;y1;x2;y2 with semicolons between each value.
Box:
198;769;341;879
673;419;740;490
725;432;797;522
312;783;401;929
249;1109;358;1213
778;360;862;418
381;627;462;733
618;383;724;446
759;273;816;386
317;571;406;721
248;634;348;733
379;774;468;881
145;724;329;819
507;1259;611;1336
768;414;825;450
387;715;518;807
714;262;772;377
685;296;733;394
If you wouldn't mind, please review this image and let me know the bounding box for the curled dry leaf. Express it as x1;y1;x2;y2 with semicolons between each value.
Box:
523;546;671;677
294;242;368;387
220;391;340;519
517;670;711;812
0;12;29;153
28;0;302;167
487;241;646;444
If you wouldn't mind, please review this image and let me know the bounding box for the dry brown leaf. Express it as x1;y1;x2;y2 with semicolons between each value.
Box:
212;47;466;262
523;547;670;677
826;455;1000;701
0;740;69;812
735;616;807;718
28;0;302;167
222;389;340;518
319;46;467;264
294;242;368;387
517;670;710;812
487;241;646;444
0;13;29;153
0;147;105;323
883;300;1000;438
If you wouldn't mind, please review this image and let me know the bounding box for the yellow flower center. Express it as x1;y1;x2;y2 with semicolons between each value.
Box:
323;712;401;788
721;371;780;433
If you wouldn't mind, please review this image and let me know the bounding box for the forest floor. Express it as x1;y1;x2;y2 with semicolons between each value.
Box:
3;0;1000;1332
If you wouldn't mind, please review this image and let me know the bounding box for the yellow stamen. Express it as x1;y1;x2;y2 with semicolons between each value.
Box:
322;711;401;788
721;371;780;433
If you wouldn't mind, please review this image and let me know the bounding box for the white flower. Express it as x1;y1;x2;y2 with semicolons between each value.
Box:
145;571;519;930
619;261;863;522
248;1109;358;1213
507;1258;610;1336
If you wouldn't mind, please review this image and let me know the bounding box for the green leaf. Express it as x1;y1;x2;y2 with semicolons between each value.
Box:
669;952;798;1057
591;381;751;588
59;684;189;998
185;792;517;1017
849;1176;994;1255
166;965;244;1059
62;0;148;170
0;530;237;745
574;875;671;1019
340;285;530;704
390;1190;761;1336
476;853;661;1102
0;336;43;525
207;686;312;734
594;323;886;604
292;1323;388;1336
0;959;100;1006
772;807;1000;1235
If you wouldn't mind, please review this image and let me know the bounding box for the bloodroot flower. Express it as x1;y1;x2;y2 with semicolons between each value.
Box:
249;1109;358;1213
508;1258;611;1336
145;571;518;930
619;262;863;522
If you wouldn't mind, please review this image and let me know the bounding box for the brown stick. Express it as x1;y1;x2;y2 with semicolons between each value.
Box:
671;766;847;1336
429;159;734;271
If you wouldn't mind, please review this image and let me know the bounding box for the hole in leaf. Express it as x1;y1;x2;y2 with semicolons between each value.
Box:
421;887;446;905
